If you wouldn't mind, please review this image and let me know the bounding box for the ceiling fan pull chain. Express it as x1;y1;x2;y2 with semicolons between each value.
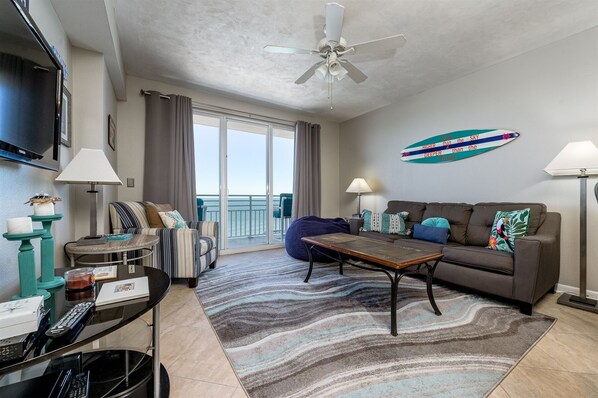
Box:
329;79;333;110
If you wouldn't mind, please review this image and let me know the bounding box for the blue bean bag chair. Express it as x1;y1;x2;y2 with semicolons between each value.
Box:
285;216;350;262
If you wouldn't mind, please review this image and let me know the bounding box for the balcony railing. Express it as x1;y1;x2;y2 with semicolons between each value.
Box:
197;194;289;240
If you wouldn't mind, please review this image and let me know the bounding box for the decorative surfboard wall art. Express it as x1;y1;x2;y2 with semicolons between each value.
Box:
401;129;520;163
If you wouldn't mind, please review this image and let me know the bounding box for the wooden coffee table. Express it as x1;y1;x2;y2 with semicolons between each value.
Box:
301;233;443;336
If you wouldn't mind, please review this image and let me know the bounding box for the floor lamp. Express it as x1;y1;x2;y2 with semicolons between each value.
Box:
56;148;122;245
544;140;598;313
346;178;372;217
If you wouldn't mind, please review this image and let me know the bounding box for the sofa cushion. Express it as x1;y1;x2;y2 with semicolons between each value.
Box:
413;224;450;244
362;210;408;235
488;208;530;253
422;203;473;245
146;202;173;228
442;245;514;274
467;203;546;246
385;201;427;230
109;201;150;230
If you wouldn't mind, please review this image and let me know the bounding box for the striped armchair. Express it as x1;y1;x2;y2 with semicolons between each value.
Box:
109;201;218;288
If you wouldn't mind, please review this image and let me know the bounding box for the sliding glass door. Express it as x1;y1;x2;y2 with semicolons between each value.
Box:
194;111;294;252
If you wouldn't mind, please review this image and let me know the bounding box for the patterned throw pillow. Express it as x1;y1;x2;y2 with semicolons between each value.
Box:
487;208;530;253
362;209;408;235
158;210;189;229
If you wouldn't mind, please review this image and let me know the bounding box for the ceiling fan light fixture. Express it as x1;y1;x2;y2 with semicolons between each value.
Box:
336;66;348;80
315;64;329;80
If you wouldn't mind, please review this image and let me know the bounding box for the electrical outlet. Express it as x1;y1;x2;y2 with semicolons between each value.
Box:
126;178;135;188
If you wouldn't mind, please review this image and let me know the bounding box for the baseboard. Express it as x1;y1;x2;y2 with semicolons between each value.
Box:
556;283;598;300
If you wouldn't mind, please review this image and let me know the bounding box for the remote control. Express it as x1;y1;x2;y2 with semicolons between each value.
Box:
66;370;90;398
45;302;94;338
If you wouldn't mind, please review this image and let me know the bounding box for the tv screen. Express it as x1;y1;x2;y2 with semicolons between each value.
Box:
0;0;62;171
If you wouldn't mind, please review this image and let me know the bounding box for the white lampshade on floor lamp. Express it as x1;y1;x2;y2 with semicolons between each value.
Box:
346;178;372;216
56;148;122;245
545;140;598;313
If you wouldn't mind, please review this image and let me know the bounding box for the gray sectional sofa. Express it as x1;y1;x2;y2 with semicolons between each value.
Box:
350;201;561;314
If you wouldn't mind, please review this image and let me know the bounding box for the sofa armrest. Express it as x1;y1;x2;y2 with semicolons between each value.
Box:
512;212;561;305
349;218;364;235
187;221;218;238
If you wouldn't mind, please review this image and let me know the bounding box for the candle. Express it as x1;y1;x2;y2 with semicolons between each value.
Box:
64;268;95;291
6;217;33;234
33;202;55;216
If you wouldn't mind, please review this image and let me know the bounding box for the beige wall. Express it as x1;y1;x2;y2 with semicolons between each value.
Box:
0;4;119;301
340;27;598;293
0;2;73;301
116;75;341;218
70;48;118;238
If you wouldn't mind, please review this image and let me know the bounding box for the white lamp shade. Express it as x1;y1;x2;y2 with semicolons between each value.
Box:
544;141;598;176
345;178;372;193
56;148;122;185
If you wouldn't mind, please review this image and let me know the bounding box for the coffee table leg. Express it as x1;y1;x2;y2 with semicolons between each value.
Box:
426;260;442;316
303;243;314;283
391;271;399;336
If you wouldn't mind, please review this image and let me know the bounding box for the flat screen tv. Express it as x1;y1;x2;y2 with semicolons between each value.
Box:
0;0;62;171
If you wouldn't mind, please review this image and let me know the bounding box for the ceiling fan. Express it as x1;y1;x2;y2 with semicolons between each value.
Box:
263;2;406;85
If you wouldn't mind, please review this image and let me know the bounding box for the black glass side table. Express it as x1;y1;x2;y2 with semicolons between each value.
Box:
0;264;170;397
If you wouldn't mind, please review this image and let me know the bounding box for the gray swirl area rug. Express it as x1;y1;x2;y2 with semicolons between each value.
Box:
195;253;555;398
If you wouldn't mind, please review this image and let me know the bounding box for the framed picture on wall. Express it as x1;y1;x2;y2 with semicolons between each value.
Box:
108;114;116;151
60;87;71;147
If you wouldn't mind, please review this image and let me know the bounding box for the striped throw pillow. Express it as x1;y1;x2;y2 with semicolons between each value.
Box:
362;210;408;235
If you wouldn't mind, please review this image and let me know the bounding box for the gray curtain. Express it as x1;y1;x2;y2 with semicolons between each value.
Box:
292;121;321;218
143;91;198;221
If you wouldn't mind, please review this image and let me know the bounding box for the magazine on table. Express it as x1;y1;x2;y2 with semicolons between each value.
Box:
95;277;149;307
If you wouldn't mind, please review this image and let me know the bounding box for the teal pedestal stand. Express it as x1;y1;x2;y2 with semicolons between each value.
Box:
3;230;50;300
30;214;65;289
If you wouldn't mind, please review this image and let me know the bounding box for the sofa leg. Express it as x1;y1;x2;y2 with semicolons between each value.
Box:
188;277;198;288
519;303;533;315
209;261;216;269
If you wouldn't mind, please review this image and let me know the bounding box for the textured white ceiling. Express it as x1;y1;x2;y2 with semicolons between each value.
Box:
113;0;598;122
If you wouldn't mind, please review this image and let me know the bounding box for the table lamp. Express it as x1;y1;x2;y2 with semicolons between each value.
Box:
56;148;122;245
346;178;372;216
544;140;598;313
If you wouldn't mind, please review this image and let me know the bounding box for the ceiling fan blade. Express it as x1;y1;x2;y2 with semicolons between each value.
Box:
263;45;317;55
339;60;367;83
325;2;344;44
351;34;406;55
295;61;326;84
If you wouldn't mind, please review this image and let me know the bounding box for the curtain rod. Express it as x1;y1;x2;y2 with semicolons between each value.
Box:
140;89;296;127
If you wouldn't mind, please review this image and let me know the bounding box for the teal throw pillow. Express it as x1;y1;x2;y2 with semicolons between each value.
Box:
421;217;451;230
487;208;530;253
362;209;408;235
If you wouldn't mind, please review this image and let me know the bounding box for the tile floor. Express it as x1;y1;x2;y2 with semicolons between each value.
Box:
116;249;598;397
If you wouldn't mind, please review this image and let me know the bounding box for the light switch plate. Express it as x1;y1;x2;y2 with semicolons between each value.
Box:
126;178;135;188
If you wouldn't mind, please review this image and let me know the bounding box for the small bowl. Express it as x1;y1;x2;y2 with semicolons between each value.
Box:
64;267;95;292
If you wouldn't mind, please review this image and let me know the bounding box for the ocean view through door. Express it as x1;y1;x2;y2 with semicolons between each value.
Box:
193;112;294;252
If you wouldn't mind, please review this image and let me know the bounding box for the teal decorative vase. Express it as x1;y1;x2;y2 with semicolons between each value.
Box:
30;214;65;289
3;230;50;300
